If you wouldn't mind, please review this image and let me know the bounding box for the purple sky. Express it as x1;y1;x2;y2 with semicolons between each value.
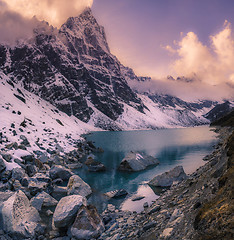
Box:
92;0;234;78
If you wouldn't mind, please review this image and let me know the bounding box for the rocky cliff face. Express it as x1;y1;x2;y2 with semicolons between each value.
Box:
0;8;218;130
0;8;144;124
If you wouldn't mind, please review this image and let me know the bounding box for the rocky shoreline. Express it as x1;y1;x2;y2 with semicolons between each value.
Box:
98;126;234;240
0;125;233;240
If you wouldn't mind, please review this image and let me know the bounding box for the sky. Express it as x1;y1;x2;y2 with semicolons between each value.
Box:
92;0;234;80
0;0;233;100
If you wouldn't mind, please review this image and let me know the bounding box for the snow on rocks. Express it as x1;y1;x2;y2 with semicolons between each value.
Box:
148;166;187;187
118;151;159;172
67;174;92;198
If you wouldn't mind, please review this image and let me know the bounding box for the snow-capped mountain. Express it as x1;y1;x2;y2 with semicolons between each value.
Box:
0;8;218;130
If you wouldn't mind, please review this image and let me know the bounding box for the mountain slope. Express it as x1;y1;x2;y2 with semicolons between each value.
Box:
0;71;97;157
0;8;219;130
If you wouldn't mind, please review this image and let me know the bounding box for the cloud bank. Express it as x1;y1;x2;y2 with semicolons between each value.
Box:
166;21;234;85
0;0;93;44
4;0;93;27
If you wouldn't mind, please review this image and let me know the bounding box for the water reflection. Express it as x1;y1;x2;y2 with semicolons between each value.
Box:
76;126;217;212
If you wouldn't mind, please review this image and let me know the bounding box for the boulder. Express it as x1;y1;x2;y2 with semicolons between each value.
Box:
53;195;87;228
0;190;40;239
11;168;26;181
49;165;72;180
104;189;128;199
85;158;106;172
69;205;105;239
30;191;58;211
148;166;187;187
67;175;92;197
118;152;159;172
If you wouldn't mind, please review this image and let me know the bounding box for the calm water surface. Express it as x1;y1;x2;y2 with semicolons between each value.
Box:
77;126;218;212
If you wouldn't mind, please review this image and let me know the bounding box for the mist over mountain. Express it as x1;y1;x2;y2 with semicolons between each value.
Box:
0;7;232;130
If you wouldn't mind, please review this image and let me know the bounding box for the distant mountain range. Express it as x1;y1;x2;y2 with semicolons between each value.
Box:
0;8;232;131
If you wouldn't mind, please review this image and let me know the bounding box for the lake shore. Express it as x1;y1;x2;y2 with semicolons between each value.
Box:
98;126;234;240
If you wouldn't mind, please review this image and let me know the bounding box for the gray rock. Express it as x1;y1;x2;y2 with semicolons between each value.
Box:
28;179;49;196
53;195;87;228
11;167;26;181
131;195;145;201
1;153;12;162
148;166;187;187
143;221;156;231
30;191;58;211
85;157;106;172
69;205;105;239
67;175;92;197
0;190;40;239
118;152;159;172
104;189;128;199
31;172;51;183
0;157;6;172
25;164;38;177
49;165;73;180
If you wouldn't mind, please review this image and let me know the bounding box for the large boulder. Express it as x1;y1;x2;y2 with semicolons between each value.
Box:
30;191;58;211
69;205;105;239
0;190;41;239
49;165;73;180
67;175;92;197
53;195;87;228
148;166;187;187
118;152;159;172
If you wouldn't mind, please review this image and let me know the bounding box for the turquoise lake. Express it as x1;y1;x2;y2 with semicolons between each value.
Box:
77;126;218;213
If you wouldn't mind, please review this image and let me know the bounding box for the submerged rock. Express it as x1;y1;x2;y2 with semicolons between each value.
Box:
118;152;159;172
67;175;92;197
148;166;187;187
53;195;87;228
0;190;41;239
69;205;105;239
104;189;128;199
85;157;106;172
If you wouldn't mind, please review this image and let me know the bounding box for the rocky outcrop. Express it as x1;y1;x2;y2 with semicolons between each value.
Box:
69;205;105;239
118;152;159;172
53;195;87;228
67;175;92;197
0;190;41;239
148;166;187;187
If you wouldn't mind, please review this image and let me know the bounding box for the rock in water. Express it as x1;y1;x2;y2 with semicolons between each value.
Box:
118;152;159;172
53;195;87;228
104;189;128;198
148;166;187;187
69;205;105;239
1;190;41;239
67;175;92;197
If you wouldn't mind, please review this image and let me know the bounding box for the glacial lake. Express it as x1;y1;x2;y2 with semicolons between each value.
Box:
76;126;218;213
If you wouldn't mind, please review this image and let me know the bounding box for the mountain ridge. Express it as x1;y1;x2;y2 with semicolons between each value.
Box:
0;8;225;130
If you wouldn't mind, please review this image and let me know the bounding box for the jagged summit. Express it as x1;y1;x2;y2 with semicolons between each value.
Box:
0;8;217;130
